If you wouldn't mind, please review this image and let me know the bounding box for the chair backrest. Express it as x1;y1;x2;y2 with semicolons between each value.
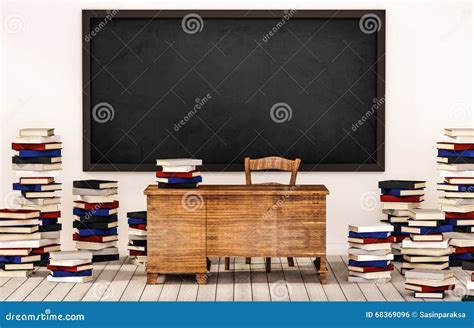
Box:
244;156;301;186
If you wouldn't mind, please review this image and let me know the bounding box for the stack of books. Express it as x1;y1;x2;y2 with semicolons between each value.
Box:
436;128;474;269
463;272;474;302
72;180;119;262
347;223;395;283
127;211;147;266
378;180;426;261
156;159;202;188
12;128;62;265
400;209;452;277
47;251;93;283
404;268;455;299
0;209;43;277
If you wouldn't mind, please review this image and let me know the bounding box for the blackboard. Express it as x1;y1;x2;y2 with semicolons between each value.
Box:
83;10;385;171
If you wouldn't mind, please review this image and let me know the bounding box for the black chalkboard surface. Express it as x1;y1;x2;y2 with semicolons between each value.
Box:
83;10;385;171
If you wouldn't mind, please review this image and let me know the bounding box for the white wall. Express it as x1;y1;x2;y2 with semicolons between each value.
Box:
1;0;472;254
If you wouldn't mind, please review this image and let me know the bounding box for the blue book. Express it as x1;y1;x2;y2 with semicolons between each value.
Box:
438;149;474;157
380;188;423;196
413;225;453;235
348;231;390;239
0;256;28;264
157;176;203;184
391;229;410;236
77;228;117;236
12;183;40;191
73;208;114;217
450;253;474;260
40;218;58;226
17;149;61;158
348;260;390;268
128;218;147;225
51;270;92;277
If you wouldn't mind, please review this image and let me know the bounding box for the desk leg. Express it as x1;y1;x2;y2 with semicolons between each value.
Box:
314;257;328;284
196;273;208;285
147;273;159;285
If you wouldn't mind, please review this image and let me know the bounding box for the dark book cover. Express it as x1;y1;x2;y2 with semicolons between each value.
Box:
12;156;60;164
73;221;116;230
72;233;116;243
156;170;201;178
378;180;426;190
76;227;117;236
129;250;147;256
51;269;92;277
462;295;474;302
453;226;474;233
73;207;114;217
129;240;147;247
13;183;61;192
126;211;147;219
158;182;199;189
47;263;91;272
462;260;474;271
380;195;423;202
38;223;62;232
446;211;474;219
439;156;474;164
92;254;119;263
12;142;61;151
75;214;118;223
40;211;61;219
129;224;146;231
74;200;119;210
128;218;147;225
73;179;117;189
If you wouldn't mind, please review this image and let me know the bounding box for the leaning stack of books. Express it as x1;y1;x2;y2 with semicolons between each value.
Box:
0;209;43;277
156;159;202;189
400;209;452;280
127;211;147;266
378;180;426;261
436;128;474;269
404;268;455;299
12;128;62;265
347;223;395;283
463;272;474;302
47;251;93;283
72;180;119;262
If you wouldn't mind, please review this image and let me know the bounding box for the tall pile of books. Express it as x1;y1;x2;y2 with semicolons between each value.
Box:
436;128;474;270
464;271;474;302
156;159;202;188
404;268;454;299
127;211;147;266
400;209;452;275
47;251;93;283
0;209;43;277
378;180;426;262
12;128;62;265
347;223;395;283
72;180;119;262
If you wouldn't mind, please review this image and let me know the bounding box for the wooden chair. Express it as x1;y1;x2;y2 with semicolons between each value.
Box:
225;156;301;273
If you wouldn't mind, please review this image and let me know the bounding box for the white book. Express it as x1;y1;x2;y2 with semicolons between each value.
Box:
348;223;394;233
0;269;33;278
402;262;449;270
382;209;413;216
13;163;62;171
49;258;91;266
161;165;196;172
444;128;474;137
444;192;474;199
408;209;444;221
467;280;474;290
41;231;61;239
439;170;474;178
19;128;54;137
73;188;117;196
156;158;202;166
89;247;119;256
440;204;474;213
403;255;450;263
75;241;117;250
47;275;93;283
348;254;394;261
449;239;474;247
405;269;453;280
347;276;391;283
438;135;474;144
128;228;147;236
400;247;453;256
437;163;474;171
14;135;60;144
21;191;56;199
0;219;40;227
0;238;60;248
381;202;422;210
19;197;61;206
414;292;444;299
0;232;41;241
20;204;59;212
402;239;449;249
405;277;455;287
349;271;392;280
16;170;60;178
76;195;116;203
348;242;392;251
439;197;474;205
348;248;391;256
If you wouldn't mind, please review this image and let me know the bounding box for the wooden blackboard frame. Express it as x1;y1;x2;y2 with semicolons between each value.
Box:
83;10;385;172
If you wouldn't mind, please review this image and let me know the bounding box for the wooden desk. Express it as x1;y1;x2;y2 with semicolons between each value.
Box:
144;184;329;284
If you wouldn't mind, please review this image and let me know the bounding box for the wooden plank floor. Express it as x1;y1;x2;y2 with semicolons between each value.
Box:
0;256;467;302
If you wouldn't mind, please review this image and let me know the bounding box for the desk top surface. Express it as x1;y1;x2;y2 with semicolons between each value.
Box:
145;184;329;196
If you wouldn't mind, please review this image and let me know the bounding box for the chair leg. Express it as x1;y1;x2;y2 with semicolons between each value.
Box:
287;257;295;267
245;257;251;264
225;257;230;270
265;257;271;273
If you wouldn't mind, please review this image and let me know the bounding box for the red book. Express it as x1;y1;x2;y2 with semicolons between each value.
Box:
40;211;61;219
446;212;474;219
351;264;394;273
393;235;408;243
453;246;474;254
129;250;146;256
437;143;474;151
47;264;91;272
31;244;61;254
72;233;116;243
73;201;119;210
350;237;396;244
11;142;62;150
156;170;201;178
380;195;423;202
130;224;147;231
407;285;454;292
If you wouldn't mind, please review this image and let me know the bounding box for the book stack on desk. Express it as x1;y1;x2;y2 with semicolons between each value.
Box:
127;211;147;266
436;128;474;269
72;180;119;262
47;250;93;283
400;209;453;281
155;159;203;188
404;268;455;299
378;180;426;261
0;209;43;277
347;223;395;283
11;128;62;265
